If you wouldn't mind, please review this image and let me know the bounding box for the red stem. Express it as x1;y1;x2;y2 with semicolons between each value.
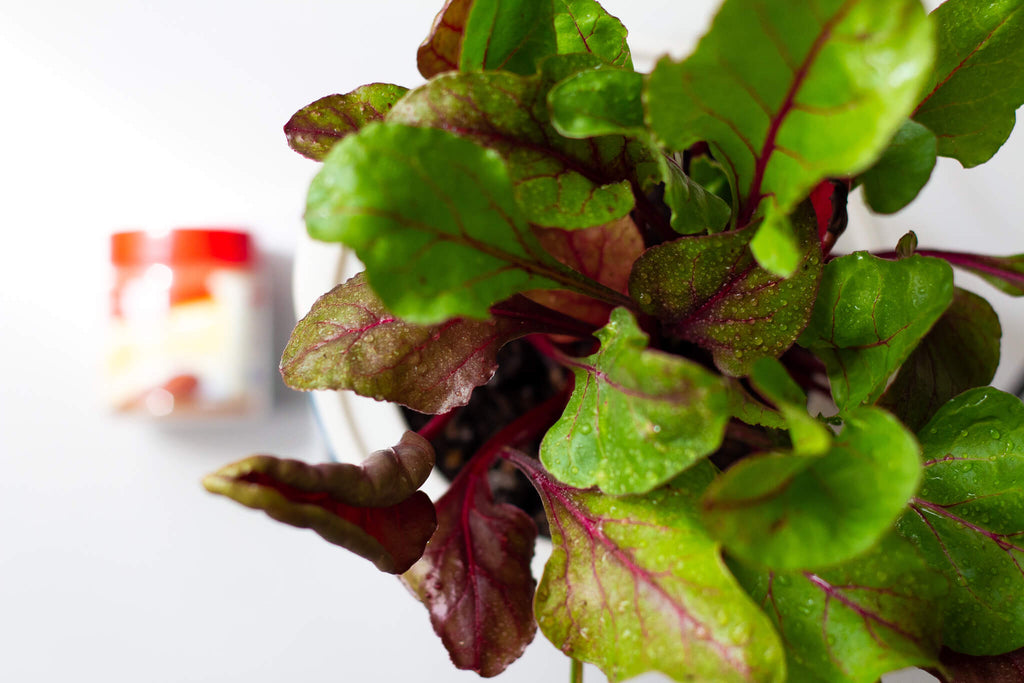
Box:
417;409;458;442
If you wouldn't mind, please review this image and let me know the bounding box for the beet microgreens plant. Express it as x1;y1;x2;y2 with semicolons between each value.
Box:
203;0;1024;680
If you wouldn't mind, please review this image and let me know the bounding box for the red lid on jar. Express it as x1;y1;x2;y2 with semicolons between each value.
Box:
111;229;253;266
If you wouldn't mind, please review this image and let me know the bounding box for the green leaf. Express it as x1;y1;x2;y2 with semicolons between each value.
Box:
280;273;545;414
913;0;1024;168
798;253;954;412
283;84;409;161
306;123;623;324
509;454;786;683
702;407;921;570
629;203;822;376
417;0;473;78
731;533;945;683
750;357;830;457
646;0;934;223
202;432;437;574
749;199;800;277
897;387;1024;655
553;0;632;68
388;69;638;229
460;0;557;76
548;68;645;138
880;287;1001;432
858;119;937;214
727;378;787;430
540;308;730;495
659;153;734;235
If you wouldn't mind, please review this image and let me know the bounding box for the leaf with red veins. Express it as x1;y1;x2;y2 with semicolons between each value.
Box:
629;202;821;377
645;0;934;225
401;456;538;677
280;273;555;414
203;432;437;574
528;215;643;328
508;452;786;683
417;0;474;79
940;646;1024;682
386;68;641;230
731;533;945;683
904;249;1024;298
284;84;409;161
798;252;954;412
896;387;1024;655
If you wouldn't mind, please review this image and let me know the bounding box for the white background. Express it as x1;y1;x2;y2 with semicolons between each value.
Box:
1;1;1018;681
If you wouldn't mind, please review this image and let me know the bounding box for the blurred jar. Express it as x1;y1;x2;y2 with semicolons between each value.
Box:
107;228;271;418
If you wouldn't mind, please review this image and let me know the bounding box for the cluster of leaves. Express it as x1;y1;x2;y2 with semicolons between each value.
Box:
205;0;1024;681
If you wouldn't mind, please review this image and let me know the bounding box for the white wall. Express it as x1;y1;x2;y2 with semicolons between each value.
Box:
0;1;1015;681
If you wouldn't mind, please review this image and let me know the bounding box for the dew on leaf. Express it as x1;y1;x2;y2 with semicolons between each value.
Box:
990;429;1001;439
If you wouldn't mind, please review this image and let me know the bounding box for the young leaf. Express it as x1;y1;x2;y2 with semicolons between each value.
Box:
913;0;1024;168
528;215;644;329
798;253;954;412
749;199;800;277
403;451;539;675
283;84;409;162
659;153;733;235
552;0;632;68
629;203;822;376
730;533;945;683
417;0;474;78
280;273;548;414
646;0;934;223
306;123;627;324
940;647;1024;683
508;453;786;683
202;432;437;574
460;0;557;76
548;68;645;138
896;387;1024;655
912;249;1024;297
702;407;921;571
749;357;830;457
858;119;938;215
727;378;787;430
387;69;637;230
540;308;730;495
879;287;1001;432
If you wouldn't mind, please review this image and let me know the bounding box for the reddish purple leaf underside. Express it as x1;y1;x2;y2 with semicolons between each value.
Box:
203;432;437;574
417;0;474;78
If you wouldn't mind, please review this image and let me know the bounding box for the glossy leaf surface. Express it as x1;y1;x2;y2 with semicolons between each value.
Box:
646;0;934;221
417;0;474;78
284;84;409;162
703;408;921;570
548;68;644;138
512;454;786;683
880;287;1000;432
732;533;944;683
629;205;822;376
553;0;632;68
541;308;729;495
388;69;637;229
913;0;1024;167
203;432;437;574
402;456;538;677
859;119;937;214
281;273;544;414
306;123;621;324
798;253;953;411
460;0;556;75
897;388;1024;655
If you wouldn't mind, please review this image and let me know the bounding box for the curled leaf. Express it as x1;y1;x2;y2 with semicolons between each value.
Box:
284;84;409;161
203;432;437;574
553;0;632;68
417;0;474;78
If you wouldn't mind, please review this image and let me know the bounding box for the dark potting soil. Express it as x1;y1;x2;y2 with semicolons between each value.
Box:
401;339;570;538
